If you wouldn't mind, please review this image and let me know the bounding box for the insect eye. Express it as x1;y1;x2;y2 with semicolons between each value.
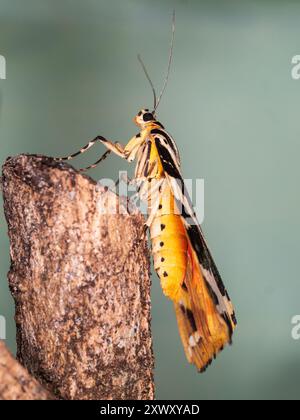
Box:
143;112;153;122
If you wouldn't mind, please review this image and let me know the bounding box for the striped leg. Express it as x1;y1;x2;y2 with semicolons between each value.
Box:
55;135;109;162
79;150;111;172
79;141;126;172
55;136;126;172
115;173;144;187
143;179;167;228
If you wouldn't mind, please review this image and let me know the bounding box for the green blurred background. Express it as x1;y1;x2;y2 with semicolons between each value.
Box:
0;0;300;400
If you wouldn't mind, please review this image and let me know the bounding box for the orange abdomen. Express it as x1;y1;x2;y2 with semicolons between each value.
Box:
150;185;189;302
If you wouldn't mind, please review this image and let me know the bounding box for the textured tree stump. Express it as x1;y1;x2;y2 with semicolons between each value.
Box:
0;341;54;400
1;155;154;400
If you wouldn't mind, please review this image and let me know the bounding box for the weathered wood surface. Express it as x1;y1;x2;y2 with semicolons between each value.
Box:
1;154;154;400
0;340;54;400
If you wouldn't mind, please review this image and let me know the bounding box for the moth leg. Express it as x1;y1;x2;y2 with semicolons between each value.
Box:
99;140;126;158
79;141;126;172
55;135;113;162
131;178;165;244
56;132;145;173
130;178;165;241
79;150;111;172
139;179;163;202
143;197;161;235
55;135;127;172
143;179;167;228
115;172;135;187
129;177;163;206
78;140;127;171
126;177;147;205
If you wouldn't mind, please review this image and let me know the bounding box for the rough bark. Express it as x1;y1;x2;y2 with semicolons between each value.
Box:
1;154;154;400
0;340;54;400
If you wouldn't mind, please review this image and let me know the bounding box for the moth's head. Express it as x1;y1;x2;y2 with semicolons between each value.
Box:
134;109;156;127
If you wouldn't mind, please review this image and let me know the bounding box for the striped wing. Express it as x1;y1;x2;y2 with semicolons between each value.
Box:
153;131;237;372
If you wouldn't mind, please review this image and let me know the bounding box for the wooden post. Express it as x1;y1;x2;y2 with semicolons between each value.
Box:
1;155;154;400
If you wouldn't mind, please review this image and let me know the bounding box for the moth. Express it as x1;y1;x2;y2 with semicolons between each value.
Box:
56;12;237;372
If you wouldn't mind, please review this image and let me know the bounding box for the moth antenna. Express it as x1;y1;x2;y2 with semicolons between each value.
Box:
137;54;157;111
155;9;176;111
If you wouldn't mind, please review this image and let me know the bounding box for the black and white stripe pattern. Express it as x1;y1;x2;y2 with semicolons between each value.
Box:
55;136;108;162
55;135;113;172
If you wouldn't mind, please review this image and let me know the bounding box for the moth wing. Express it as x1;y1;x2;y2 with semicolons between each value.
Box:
174;247;233;372
174;301;212;371
154;134;237;370
154;134;236;328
